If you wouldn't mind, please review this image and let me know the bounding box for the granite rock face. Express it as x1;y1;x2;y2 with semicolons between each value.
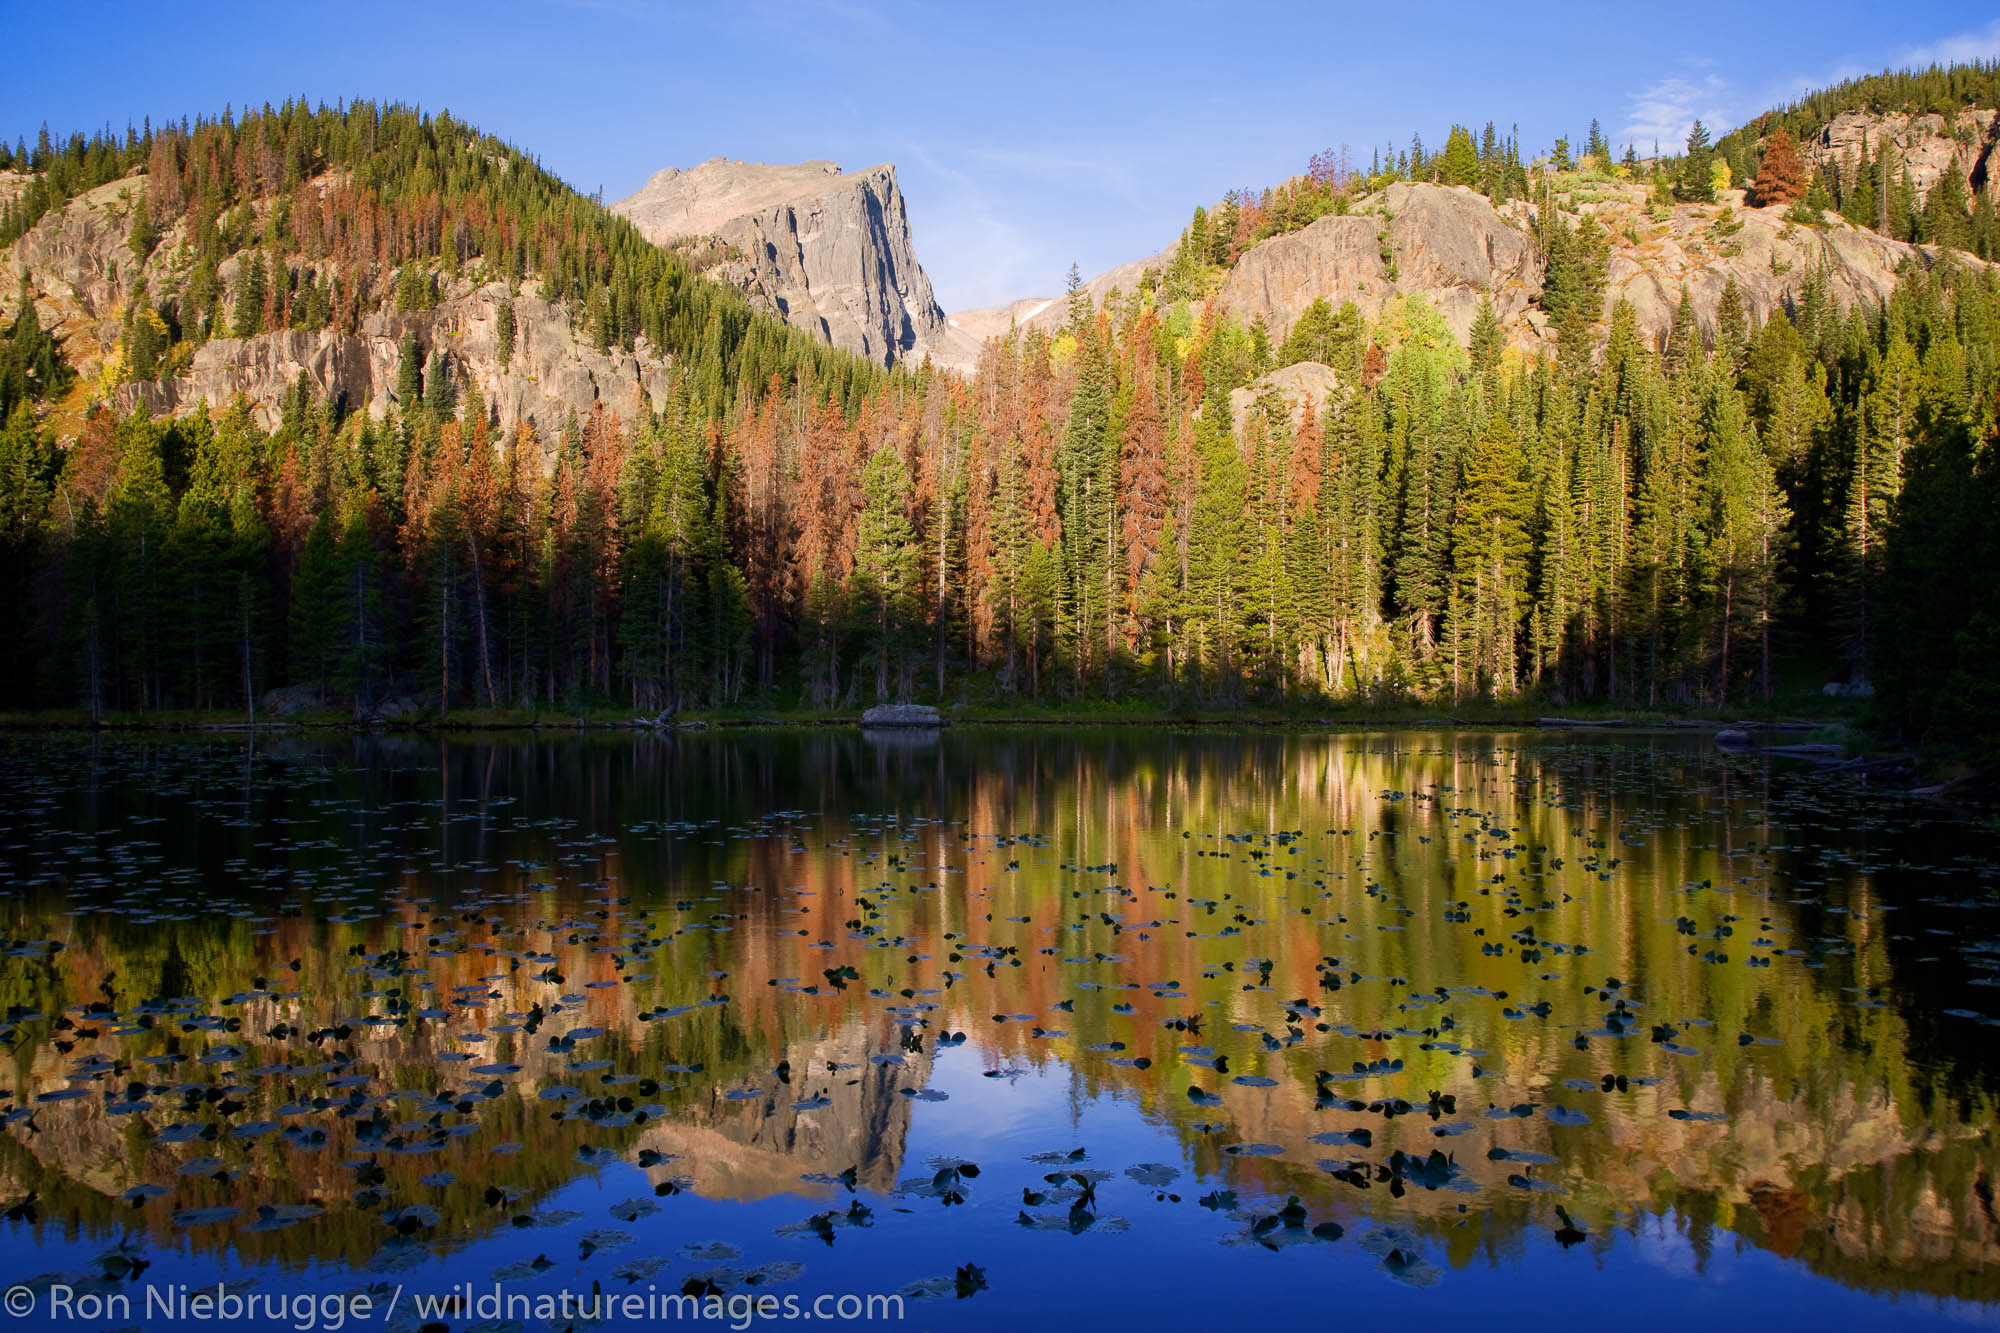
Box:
1571;184;1977;353
0;175;142;363
1222;183;1543;344
959;177;1984;364
612;158;977;371
950;184;1541;348
1804;108;1998;205
120;281;674;444
1227;361;1342;432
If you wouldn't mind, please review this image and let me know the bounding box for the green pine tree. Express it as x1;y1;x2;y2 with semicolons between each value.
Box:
1437;126;1480;187
1448;416;1534;698
852;445;921;700
288;510;347;701
1678;121;1716;203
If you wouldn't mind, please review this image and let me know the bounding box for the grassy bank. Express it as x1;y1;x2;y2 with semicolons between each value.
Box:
0;692;1864;734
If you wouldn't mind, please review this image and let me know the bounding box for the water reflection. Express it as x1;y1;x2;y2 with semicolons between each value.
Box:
0;729;1994;1323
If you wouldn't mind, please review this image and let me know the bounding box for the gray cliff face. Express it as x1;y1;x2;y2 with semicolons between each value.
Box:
121;283;674;447
0;173;672;442
612;158;977;372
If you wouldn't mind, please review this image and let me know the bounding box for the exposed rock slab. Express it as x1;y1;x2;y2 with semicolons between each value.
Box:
1221;182;1542;344
1228;361;1341;431
1576;184;1982;351
948;250;1173;344
1804;108;1998;205
946;295;1064;345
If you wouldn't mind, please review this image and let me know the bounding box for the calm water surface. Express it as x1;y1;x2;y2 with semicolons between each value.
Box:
0;728;1994;1331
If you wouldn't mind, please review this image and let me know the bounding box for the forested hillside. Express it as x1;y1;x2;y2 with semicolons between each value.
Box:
0;100;880;416
0;85;1997;747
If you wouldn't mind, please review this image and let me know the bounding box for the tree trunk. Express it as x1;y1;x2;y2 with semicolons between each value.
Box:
467;534;497;708
439;574;450;717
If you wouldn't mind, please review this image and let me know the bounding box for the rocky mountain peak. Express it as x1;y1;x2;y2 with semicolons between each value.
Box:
612;158;976;371
614;158;847;241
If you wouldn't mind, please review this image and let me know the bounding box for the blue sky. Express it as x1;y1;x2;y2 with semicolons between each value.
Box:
4;1;1997;311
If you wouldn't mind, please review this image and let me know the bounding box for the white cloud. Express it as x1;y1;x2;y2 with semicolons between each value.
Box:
1748;20;2000;121
1619;17;2000;157
1897;17;2000;69
1617;74;1737;155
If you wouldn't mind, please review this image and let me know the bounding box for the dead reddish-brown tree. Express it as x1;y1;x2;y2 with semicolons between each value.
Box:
1750;128;1808;207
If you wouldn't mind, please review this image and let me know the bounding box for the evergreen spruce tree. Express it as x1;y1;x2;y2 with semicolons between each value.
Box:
1437;126;1480;187
1920;166;1971;250
423;349;455;420
1448;416;1534;697
1469;298;1505;374
395;330;422;408
1585;119;1610;168
127;195;157;264
852;445;920;699
288;510;347;701
230;253;267;338
497;298;516;369
1185;401;1248;699
1678;121;1716;203
1056;318;1115;682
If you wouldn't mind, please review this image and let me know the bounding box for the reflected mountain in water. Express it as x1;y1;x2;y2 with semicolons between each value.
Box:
0;729;1992;1309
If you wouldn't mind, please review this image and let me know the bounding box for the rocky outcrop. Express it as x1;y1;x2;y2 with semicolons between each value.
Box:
0;172;675;441
1065;176;1974;360
1803;108;1999;206
951;184;1541;351
613;158;977;372
120;281;674;442
1223;182;1543;344
1227;361;1341;432
0;175;144;367
959;159;1991;368
1571;183;1980;352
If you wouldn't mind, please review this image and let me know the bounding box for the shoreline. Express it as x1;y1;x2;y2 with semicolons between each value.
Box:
0;708;1843;735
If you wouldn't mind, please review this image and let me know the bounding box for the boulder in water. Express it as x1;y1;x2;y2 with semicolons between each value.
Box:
861;704;944;729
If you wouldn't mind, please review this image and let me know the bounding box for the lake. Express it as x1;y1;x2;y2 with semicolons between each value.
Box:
0;727;1994;1331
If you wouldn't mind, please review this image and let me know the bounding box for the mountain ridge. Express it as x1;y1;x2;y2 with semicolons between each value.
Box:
0;107;888;443
948;122;1994;365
